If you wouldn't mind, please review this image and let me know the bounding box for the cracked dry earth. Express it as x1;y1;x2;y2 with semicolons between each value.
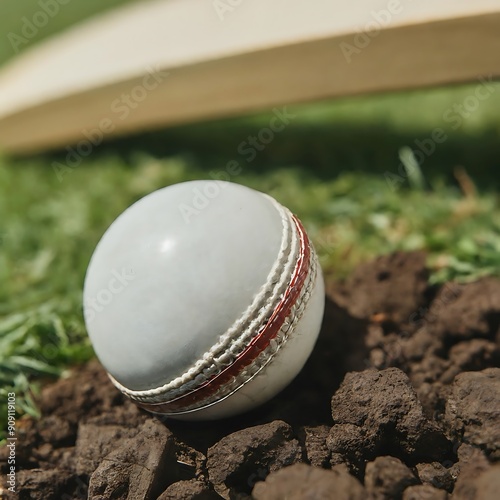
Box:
1;251;499;499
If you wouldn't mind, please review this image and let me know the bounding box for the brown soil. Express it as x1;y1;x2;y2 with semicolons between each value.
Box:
1;251;499;499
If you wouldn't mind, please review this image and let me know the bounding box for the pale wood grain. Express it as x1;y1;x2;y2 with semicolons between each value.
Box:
0;0;499;153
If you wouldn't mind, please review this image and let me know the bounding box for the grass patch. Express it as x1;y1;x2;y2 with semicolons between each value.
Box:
1;152;499;442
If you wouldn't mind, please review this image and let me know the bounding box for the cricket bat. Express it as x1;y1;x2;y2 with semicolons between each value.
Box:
0;0;499;154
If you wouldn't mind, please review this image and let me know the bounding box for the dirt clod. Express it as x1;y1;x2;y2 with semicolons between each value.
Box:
328;368;450;471
252;463;366;500
453;463;500;500
365;456;418;500
16;468;86;500
329;251;429;328
206;420;302;499
426;278;500;341
416;462;454;492
157;479;221;500
403;484;448;500
2;252;499;499
299;425;331;468
75;422;140;476
444;368;500;460
88;419;176;500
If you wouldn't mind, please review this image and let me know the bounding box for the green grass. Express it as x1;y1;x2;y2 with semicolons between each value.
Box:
107;81;500;187
1;151;499;442
1;0;500;443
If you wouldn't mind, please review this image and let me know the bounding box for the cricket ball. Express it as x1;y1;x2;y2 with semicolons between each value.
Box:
83;180;324;420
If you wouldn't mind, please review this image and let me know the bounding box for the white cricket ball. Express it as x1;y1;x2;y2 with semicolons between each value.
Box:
84;180;324;420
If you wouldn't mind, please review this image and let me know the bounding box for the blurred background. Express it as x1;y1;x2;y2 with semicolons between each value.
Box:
1;0;499;439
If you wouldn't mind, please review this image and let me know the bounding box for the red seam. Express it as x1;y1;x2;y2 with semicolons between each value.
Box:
136;215;311;414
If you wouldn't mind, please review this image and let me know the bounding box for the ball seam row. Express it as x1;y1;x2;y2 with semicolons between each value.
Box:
109;197;297;401
135;215;318;414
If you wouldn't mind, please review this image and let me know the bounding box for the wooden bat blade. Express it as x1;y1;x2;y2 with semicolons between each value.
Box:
0;0;499;154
